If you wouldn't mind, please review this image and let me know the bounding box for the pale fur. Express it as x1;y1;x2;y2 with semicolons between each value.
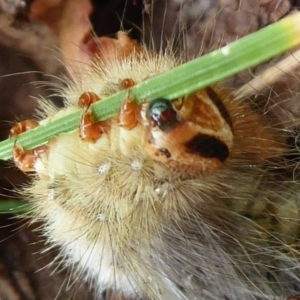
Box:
21;37;300;300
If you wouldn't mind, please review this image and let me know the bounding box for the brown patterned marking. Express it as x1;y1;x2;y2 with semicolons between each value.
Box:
287;295;300;300
205;87;232;128
188;92;225;132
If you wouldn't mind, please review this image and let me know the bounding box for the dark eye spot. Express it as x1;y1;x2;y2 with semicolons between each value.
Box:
148;98;178;131
185;134;229;162
158;148;171;158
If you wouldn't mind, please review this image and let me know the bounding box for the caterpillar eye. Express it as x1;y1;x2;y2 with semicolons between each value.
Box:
148;98;179;131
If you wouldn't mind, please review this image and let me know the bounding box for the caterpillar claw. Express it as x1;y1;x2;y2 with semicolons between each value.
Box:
78;92;105;143
13;144;36;172
9;119;39;138
78;92;101;109
120;78;135;90
118;96;140;130
79;111;104;143
10;119;46;173
12;144;46;173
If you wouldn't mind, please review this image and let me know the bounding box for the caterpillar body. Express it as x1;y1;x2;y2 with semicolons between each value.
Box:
8;20;300;300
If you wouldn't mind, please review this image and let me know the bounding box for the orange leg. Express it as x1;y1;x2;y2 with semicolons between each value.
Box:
78;91;104;143
79;112;104;143
13;145;35;172
118;96;140;130
9;119;39;138
120;78;135;90
78;92;100;108
10;119;47;173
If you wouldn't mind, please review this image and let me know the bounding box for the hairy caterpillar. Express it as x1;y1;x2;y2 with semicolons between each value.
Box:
5;1;300;300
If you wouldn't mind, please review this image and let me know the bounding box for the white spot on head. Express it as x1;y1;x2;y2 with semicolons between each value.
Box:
98;162;111;174
97;214;107;221
131;160;143;171
221;46;230;56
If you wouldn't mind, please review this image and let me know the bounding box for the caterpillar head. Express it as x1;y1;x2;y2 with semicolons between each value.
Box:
143;88;233;174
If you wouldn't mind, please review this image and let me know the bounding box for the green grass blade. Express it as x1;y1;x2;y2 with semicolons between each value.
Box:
0;200;29;214
0;12;300;161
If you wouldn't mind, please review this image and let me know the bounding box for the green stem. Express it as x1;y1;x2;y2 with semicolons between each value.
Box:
0;12;300;161
0;200;29;214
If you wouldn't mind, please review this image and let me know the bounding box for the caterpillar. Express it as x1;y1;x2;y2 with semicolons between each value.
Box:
4;0;300;299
